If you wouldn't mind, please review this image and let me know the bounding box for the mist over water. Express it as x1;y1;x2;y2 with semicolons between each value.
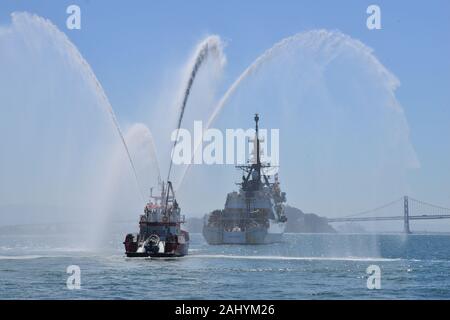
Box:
0;13;141;228
90;123;162;246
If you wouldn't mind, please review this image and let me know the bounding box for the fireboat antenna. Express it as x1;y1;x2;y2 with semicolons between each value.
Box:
254;113;261;180
255;113;260;166
166;133;178;185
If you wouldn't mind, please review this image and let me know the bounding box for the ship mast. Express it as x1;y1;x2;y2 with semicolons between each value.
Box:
236;113;267;191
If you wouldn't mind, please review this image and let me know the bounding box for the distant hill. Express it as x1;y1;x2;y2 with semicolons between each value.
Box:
185;205;336;233
284;206;336;233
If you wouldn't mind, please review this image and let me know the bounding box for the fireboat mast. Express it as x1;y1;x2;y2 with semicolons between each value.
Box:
255;113;261;181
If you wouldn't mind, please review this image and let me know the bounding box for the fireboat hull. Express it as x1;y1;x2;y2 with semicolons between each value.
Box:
125;242;189;258
126;248;188;258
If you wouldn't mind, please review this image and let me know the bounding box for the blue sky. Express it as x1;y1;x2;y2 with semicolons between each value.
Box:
1;0;449;213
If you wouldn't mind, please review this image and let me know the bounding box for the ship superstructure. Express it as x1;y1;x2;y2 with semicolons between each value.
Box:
203;114;287;244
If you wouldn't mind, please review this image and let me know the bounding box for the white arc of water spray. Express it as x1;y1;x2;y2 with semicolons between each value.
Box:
126;123;162;187
176;32;312;189
176;29;417;190
167;35;226;184
11;12;146;202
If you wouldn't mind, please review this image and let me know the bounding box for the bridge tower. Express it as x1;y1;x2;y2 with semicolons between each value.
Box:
403;195;411;234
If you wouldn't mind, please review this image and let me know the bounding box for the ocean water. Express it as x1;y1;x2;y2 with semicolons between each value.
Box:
1;229;450;300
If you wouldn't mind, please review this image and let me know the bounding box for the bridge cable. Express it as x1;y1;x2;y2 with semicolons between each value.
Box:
342;197;404;218
409;197;450;215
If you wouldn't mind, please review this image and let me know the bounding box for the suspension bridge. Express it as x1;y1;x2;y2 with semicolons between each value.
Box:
326;196;450;233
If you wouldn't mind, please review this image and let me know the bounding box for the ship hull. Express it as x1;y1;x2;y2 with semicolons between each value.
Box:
203;222;285;245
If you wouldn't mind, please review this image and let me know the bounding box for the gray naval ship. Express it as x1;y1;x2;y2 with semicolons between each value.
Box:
203;114;287;244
